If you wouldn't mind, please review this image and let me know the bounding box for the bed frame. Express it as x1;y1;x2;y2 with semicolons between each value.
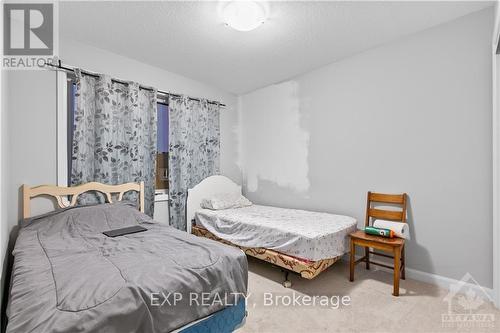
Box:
187;176;340;282
22;181;144;219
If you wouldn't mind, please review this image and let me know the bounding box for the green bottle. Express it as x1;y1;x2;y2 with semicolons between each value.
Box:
365;226;394;238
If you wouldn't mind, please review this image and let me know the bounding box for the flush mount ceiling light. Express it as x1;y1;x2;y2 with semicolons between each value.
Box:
222;1;267;32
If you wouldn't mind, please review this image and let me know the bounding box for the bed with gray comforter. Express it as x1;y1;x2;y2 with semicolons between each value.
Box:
6;202;248;333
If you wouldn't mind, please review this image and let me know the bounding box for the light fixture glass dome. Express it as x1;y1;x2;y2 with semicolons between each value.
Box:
222;1;267;32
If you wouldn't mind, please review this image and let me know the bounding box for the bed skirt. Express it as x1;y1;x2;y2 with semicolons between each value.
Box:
192;225;340;279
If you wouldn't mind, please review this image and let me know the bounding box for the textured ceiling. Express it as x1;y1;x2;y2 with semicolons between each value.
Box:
60;1;493;94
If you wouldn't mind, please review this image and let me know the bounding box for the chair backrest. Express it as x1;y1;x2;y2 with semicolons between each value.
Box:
365;192;407;227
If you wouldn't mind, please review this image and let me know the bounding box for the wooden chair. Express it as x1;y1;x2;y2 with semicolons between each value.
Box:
349;192;408;296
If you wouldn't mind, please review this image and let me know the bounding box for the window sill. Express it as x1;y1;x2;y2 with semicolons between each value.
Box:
155;191;169;202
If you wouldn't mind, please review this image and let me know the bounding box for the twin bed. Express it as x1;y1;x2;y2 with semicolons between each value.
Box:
7;177;356;332
188;176;357;282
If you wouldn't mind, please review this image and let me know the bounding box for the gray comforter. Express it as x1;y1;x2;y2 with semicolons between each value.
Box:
6;202;248;333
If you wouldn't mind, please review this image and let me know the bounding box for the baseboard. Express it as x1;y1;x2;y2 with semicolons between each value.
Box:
341;255;495;302
405;267;494;302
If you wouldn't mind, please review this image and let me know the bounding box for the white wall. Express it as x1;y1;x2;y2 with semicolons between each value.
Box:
239;8;494;288
60;39;241;184
0;69;8;325
3;70;58;223
0;3;7;320
492;2;500;307
0;71;58;322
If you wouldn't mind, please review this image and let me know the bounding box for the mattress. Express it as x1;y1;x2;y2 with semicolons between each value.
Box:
195;205;357;261
7;202;248;333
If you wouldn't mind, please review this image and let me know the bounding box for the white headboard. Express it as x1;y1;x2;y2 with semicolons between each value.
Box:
186;175;241;234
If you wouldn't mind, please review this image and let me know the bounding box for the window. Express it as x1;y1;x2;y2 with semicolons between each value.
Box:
156;102;169;190
67;77;169;190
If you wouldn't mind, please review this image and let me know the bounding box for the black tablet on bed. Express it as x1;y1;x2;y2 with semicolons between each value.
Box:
103;225;147;237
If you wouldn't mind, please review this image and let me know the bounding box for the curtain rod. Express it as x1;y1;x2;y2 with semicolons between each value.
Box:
45;61;226;107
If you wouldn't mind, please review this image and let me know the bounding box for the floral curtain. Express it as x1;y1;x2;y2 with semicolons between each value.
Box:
71;70;157;216
168;96;220;230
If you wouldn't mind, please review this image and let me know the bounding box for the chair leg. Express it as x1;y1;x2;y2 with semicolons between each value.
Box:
401;245;406;280
364;247;370;270
349;240;355;282
393;246;401;296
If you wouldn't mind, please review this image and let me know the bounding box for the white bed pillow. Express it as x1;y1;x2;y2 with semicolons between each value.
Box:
201;193;253;210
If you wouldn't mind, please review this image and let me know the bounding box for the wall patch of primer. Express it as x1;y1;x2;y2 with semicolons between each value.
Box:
240;81;310;193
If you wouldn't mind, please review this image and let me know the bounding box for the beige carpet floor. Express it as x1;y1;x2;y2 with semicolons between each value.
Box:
237;257;499;333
